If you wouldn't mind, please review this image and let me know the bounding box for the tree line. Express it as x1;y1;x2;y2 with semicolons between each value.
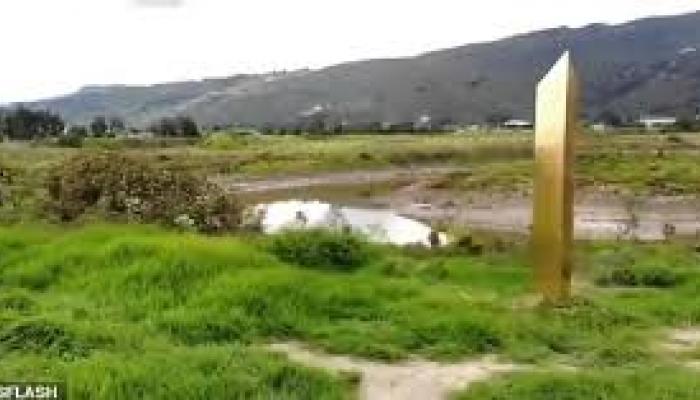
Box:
0;107;200;140
0;107;64;140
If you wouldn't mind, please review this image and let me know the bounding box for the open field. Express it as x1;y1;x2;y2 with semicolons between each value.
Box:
2;131;699;187
1;132;699;398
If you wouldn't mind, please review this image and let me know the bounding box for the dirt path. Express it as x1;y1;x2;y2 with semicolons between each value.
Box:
268;342;518;400
659;327;700;370
662;328;700;352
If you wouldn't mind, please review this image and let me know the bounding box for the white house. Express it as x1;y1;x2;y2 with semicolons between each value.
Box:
638;116;677;130
503;119;533;129
591;123;608;133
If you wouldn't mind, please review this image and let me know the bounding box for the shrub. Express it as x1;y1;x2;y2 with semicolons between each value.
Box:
0;163;13;208
269;229;371;271
0;319;91;360
200;132;246;150
0;290;35;313
56;134;84;148
596;266;682;288
47;152;242;232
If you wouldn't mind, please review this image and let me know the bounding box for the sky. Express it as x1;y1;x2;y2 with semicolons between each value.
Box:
0;0;698;104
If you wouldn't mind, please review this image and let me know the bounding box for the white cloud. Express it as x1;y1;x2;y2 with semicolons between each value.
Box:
0;0;698;103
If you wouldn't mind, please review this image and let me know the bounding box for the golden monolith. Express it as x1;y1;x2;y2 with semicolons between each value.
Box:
533;52;578;303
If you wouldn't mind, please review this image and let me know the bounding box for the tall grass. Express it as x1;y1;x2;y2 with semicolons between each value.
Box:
456;367;700;399
0;224;699;398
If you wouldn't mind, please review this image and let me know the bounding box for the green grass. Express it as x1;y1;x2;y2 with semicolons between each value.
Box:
2;133;699;225
455;367;700;399
0;224;698;398
427;152;700;195
0;133;532;175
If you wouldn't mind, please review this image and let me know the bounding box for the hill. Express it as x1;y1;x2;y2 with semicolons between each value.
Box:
25;11;700;128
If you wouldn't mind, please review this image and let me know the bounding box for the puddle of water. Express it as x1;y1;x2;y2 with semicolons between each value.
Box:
254;200;449;247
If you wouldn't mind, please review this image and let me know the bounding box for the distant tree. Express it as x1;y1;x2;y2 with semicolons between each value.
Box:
90;116;108;137
332;123;344;134
675;116;698;132
597;110;623;127
176;116;200;137
366;121;382;132
109;117;126;135
307;116;326;133
150;117;177;137
0;106;64;140
150;116;200;137
486;112;511;127
261;124;275;135
68;125;88;137
435;117;455;131
674;107;699;132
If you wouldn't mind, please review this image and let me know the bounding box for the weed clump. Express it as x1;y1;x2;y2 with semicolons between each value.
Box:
55;134;84;148
269;229;371;271
596;266;682;288
0;290;35;313
199;132;246;150
0;162;13;206
0;319;91;360
47;152;242;232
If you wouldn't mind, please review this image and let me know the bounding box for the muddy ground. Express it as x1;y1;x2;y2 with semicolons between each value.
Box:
214;167;700;241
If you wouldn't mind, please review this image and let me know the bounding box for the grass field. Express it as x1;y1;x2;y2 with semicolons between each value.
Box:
2;131;698;187
1;132;699;398
2;132;699;225
0;224;698;398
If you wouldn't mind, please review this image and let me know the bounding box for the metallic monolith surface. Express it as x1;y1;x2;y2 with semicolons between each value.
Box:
533;52;578;303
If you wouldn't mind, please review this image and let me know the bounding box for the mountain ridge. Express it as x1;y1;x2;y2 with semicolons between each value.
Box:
24;11;700;128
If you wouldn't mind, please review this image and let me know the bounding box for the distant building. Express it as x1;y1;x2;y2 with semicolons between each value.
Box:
126;130;154;139
503;119;533;129
414;114;432;130
591;123;608;133
638;116;677;130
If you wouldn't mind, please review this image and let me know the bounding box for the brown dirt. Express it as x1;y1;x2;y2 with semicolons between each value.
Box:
217;168;700;241
662;328;700;352
268;342;519;400
659;327;700;370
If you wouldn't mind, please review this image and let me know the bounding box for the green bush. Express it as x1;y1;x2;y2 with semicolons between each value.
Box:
0;290;35;313
0;163;10;204
56;134;84;148
0;319;91;360
47;152;242;232
269;229;371;271
199;132;246;150
596;266;682;288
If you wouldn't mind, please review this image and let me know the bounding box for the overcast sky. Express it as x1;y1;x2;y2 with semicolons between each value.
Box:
1;0;698;103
